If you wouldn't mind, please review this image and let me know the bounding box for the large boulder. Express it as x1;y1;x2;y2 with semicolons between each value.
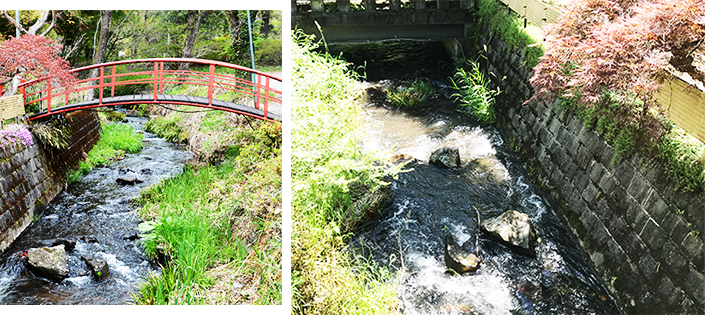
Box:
429;147;461;168
444;234;482;274
26;245;69;282
81;254;110;281
481;210;537;255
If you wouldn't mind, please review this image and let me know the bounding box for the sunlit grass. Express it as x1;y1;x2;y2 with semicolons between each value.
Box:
67;122;143;184
134;115;281;305
291;31;401;314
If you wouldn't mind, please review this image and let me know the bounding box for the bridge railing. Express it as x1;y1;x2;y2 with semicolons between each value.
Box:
293;0;474;13
18;58;282;121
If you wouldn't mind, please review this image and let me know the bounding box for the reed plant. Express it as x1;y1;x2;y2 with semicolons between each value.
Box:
451;60;501;124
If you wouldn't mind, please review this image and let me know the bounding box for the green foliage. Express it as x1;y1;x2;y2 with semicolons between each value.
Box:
104;111;126;122
384;79;435;108
451;59;501;123
145;115;188;144
67;122;143;184
31;118;71;150
659;127;705;192
292;31;400;314
254;38;282;66
475;0;544;68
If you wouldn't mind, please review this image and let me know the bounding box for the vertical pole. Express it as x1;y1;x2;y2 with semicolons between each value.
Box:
159;62;164;94
247;10;258;107
19;79;25;104
15;10;20;38
153;62;158;101
365;0;376;11
390;0;401;11
111;65;116;97
311;0;324;11
292;0;298;13
414;0;426;10
256;73;262;110
99;66;104;104
207;64;215;107
338;0;351;12
46;80;52;113
263;76;269;119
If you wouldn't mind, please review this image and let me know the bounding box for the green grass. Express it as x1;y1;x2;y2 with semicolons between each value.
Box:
451;59;501;123
67;122;143;184
385;79;435;108
476;0;544;68
134;113;282;305
145;114;188;144
292;31;401;315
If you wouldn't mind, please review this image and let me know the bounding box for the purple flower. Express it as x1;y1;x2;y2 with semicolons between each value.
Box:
0;124;34;150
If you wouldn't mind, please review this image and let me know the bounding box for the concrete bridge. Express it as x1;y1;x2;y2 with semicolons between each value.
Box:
292;0;474;43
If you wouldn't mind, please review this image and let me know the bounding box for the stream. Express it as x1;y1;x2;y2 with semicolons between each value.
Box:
0;116;192;304
349;80;623;314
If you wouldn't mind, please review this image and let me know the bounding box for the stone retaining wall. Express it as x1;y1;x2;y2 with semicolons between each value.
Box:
0;110;100;252
469;26;704;314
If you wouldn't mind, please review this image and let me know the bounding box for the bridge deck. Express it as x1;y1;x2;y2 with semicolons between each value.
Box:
28;94;281;121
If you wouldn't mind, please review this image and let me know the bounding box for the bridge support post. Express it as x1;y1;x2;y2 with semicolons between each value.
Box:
338;0;351;12
311;0;324;12
390;0;401;10
460;0;474;9
413;0;426;10
364;0;376;11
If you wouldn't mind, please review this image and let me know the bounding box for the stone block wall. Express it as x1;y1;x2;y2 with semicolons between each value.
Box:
0;110;100;252
470;27;705;314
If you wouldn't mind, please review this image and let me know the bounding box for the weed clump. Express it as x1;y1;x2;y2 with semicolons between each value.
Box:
384;79;435;108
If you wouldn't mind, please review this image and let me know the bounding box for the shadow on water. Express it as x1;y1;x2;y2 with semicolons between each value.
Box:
342;40;622;315
0;115;192;304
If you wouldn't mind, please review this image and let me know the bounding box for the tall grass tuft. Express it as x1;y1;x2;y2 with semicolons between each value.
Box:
451;60;501;123
292;31;401;314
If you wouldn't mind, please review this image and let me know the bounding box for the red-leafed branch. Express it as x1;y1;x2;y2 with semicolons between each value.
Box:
0;34;76;96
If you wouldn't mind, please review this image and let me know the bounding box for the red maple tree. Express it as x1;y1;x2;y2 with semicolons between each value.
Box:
529;0;705;152
0;34;76;96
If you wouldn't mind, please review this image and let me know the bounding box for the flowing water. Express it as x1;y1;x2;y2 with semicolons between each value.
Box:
350;80;622;314
0;116;192;304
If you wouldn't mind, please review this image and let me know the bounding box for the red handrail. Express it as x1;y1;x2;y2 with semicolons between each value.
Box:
18;58;282;122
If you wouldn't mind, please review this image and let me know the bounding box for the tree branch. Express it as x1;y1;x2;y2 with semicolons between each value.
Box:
27;10;50;35
1;10;29;35
39;10;56;36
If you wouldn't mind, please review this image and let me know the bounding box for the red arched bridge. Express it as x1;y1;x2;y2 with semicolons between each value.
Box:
18;58;282;123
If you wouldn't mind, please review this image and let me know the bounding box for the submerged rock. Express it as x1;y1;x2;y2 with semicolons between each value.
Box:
429;146;461;168
481;210;537;254
444;234;482;274
389;153;415;164
26;245;69;282
116;176;144;185
81;255;110;281
80;235;99;243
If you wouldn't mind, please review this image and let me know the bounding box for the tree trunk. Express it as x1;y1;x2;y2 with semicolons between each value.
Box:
261;11;271;39
179;10;211;71
89;10;113;100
